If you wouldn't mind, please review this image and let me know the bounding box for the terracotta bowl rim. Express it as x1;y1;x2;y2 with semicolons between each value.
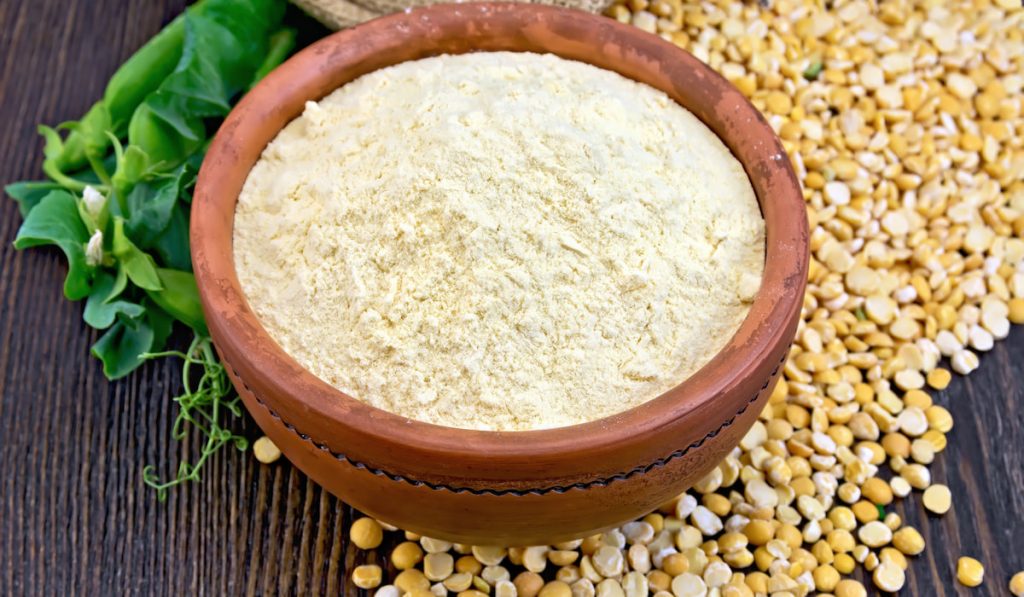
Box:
191;2;808;472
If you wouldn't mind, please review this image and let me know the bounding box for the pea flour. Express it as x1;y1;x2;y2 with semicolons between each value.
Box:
234;52;764;430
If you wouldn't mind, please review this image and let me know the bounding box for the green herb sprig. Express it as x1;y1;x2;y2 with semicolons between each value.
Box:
141;335;248;500
6;0;294;496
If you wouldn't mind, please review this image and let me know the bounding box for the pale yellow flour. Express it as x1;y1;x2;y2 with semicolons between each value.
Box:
234;52;765;431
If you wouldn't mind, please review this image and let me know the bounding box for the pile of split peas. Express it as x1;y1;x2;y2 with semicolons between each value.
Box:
253;0;1024;593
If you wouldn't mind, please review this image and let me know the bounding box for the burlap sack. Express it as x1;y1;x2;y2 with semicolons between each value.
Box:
293;0;613;30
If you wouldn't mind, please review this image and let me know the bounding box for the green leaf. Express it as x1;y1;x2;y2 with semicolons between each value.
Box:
90;303;173;380
122;164;194;270
127;103;205;172
145;268;208;334
109;262;129;301
121;247;162;290
127;181;177;240
147;301;174;355
13;190;92;300
91;316;154;379
83;270;145;329
150;201;192;271
111;217;163;291
5;180;64;216
126;164;192;244
196;0;284;86
147;36;233;132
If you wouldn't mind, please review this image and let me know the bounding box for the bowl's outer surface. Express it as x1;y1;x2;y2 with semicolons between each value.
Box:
192;2;808;543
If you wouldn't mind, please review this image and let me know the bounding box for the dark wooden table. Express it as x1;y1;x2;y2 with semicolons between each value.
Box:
1;1;1022;595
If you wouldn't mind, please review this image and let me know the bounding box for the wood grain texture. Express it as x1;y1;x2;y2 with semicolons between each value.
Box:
0;0;1021;594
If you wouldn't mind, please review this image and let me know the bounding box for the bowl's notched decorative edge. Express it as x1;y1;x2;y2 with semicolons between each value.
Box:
224;352;786;496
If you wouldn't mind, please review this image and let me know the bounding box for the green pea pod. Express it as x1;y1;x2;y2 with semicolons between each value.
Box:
42;14;188;175
124;0;286;175
104;15;187;133
145;268;208;335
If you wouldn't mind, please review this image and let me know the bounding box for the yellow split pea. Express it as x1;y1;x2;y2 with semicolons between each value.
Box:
923;485;952;515
1009;571;1024;596
252;436;281;464
958;557;985;587
350;517;384;550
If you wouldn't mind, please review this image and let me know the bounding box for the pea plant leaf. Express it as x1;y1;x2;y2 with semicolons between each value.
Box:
126;163;193;244
13;189;93;300
4;180;65;216
199;0;284;85
150;203;192;271
91;303;172;380
83;270;146;329
109;262;129;301
146;14;238;131
127;103;205;175
91;316;154;379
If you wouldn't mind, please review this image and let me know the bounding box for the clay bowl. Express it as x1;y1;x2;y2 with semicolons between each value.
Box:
191;2;808;544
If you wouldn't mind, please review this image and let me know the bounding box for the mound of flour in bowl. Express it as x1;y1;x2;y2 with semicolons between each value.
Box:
234;52;765;431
